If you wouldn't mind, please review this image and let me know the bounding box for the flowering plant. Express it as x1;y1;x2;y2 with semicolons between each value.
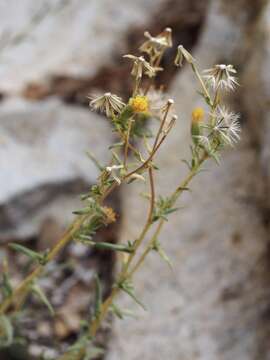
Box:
0;28;240;359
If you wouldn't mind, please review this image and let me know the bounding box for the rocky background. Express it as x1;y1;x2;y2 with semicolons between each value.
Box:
0;0;270;359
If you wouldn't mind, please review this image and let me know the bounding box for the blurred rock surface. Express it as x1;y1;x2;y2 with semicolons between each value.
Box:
0;98;113;240
0;0;165;93
242;1;270;210
107;1;270;359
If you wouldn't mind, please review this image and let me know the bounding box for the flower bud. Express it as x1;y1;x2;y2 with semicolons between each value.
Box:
191;107;204;143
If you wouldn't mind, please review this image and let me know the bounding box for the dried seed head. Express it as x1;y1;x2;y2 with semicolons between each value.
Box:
164;114;177;134
102;206;117;224
140;27;173;57
175;45;195;67
146;88;168;118
203;64;238;91
124;55;162;79
129;96;149;113
89;92;125;118
212;106;241;145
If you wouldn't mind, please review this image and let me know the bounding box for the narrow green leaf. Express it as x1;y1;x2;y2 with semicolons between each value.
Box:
0;315;13;347
164;207;179;215
154;243;173;270
110;303;123;319
9;243;45;264
176;187;189;192
31;283;55;316
181;159;191;170
78;234;93;242
86;151;104;171
119;282;146;310
93;242;134;253
2;272;13;299
110;303;136;320
72;207;90;215
84;346;104;360
108;141;124;150
111;150;122;165
210;151;220;165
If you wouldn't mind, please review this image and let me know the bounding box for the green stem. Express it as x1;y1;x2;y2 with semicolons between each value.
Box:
191;63;212;105
60;152;209;360
128;153;208;278
0;215;86;314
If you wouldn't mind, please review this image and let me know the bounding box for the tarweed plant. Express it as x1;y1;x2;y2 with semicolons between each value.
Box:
0;28;240;359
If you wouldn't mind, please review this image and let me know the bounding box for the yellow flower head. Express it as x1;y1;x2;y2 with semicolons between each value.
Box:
129;96;149;113
192;107;204;123
102;206;117;224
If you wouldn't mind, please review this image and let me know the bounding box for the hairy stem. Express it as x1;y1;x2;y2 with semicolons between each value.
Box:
129;152;208;278
191;63;211;105
60;152;208;360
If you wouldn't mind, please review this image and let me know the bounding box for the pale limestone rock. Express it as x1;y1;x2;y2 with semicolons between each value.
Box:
107;1;269;359
0;98;113;240
0;0;165;93
242;2;270;208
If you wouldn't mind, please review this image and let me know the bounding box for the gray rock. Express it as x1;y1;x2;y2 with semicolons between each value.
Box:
107;1;270;359
242;2;270;208
0;0;165;93
0;97;113;240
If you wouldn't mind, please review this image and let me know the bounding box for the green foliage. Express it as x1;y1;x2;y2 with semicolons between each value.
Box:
112;105;134;132
1;266;13;299
65;335;104;360
117;280;146;310
0;315;13;347
73;198;111;243
78;238;134;254
152;196;179;222
8;243;48;265
110;303;136;320
31;283;55;316
152;241;173;269
131;113;152;138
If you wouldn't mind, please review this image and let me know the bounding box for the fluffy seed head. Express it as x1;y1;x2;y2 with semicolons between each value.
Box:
203;64;238;91
89;92;125;118
213;106;241;145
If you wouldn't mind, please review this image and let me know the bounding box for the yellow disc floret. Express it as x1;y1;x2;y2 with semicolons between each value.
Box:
192;107;204;123
129;95;149;113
